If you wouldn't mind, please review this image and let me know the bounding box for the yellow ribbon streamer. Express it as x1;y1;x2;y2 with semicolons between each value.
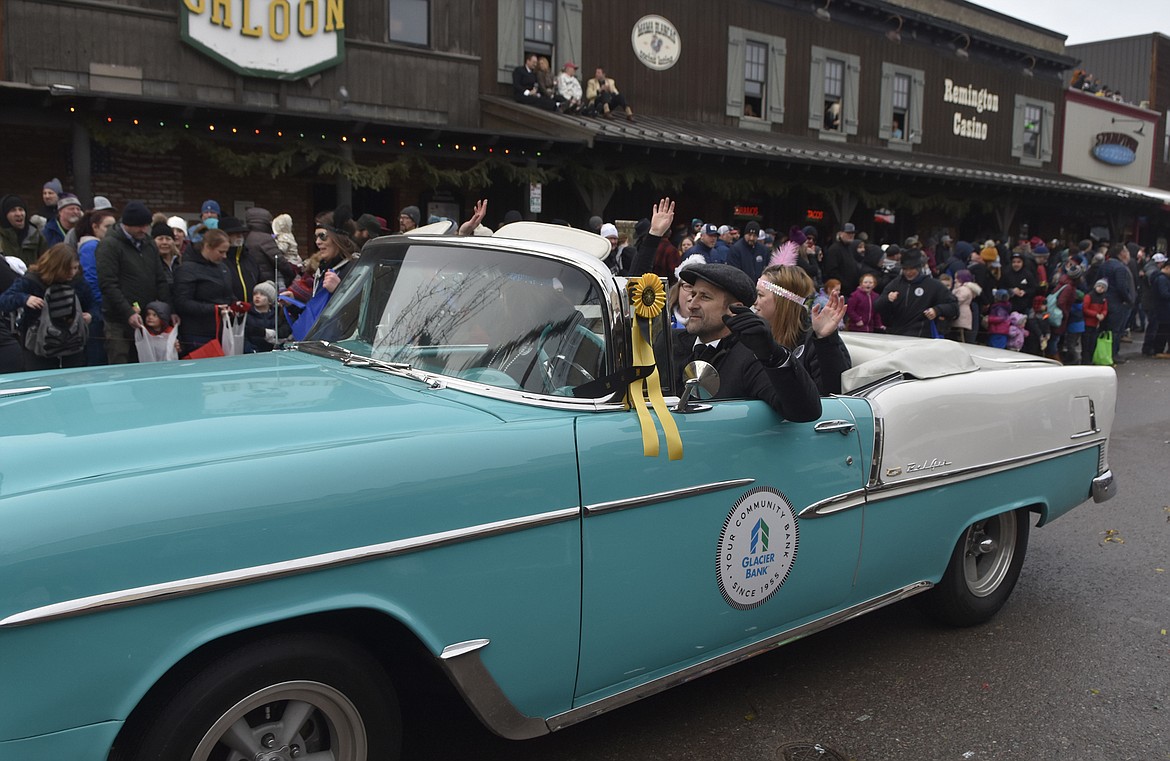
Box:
627;275;683;460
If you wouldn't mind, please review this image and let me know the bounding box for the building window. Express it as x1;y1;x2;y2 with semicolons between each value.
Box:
823;58;844;130
1011;95;1055;166
497;0;581;85
808;47;859;138
388;0;429;46
1022;104;1042;159
525;0;555;55
744;41;767;118
726;27;787;128
879;63;924;147
891;73;910;138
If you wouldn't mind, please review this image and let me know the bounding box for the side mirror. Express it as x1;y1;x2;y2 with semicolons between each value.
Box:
675;360;720;412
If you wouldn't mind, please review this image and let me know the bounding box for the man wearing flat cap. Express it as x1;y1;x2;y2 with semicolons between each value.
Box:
875;249;958;337
631;199;821;422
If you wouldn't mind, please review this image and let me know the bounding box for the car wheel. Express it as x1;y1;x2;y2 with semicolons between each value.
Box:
125;632;401;761
920;509;1030;627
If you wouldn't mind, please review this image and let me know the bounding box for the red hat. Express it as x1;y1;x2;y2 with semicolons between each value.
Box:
563;61;577;70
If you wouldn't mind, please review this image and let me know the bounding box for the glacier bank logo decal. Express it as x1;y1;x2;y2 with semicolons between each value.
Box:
717;487;799;610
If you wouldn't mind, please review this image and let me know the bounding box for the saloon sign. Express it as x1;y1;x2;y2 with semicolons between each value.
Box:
180;0;345;80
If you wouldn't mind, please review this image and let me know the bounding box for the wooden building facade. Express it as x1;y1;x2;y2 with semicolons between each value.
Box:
1;0;1165;245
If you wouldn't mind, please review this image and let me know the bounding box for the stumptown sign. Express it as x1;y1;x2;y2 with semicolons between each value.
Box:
180;0;345;80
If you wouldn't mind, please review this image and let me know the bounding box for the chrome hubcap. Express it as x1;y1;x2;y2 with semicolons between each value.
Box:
962;513;1016;597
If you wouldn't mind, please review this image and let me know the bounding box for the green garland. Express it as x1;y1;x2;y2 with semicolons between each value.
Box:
86;120;557;190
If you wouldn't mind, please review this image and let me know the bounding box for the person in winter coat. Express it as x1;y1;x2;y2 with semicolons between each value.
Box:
727;221;769;282
0;243;94;371
96;201;171;364
948;269;982;343
1147;256;1170;357
874;250;958;337
244;207;299;293
0;195;48;267
1006;312;1028;351
756;264;851;396
1045;264;1080;362
1081;279;1109;365
943;241;974;278
820;224;860;297
1140;253;1166;357
845;272;884;333
986;289;1013;349
1002;250;1037;314
77;209;117;366
272;213;302;268
173;228;237;356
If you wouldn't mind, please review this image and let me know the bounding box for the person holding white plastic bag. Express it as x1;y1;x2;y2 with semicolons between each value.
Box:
174;228;235;358
134;301;179;362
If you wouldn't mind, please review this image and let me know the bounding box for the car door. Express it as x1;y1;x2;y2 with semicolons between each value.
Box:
573;396;867;704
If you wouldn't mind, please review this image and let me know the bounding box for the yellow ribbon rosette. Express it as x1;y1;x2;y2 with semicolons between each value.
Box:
626;274;683;460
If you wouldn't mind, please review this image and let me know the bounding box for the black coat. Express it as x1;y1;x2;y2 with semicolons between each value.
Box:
727;238;769;281
821;239;860;296
174;251;235;340
875;273;959;337
95;225;171;323
673;332;822;422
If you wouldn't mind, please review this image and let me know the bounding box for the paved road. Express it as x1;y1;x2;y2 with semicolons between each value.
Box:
404;347;1170;761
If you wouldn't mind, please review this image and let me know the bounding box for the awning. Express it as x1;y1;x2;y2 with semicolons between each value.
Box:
1074;178;1170;209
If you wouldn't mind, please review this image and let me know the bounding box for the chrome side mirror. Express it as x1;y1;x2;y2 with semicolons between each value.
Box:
675;360;720;413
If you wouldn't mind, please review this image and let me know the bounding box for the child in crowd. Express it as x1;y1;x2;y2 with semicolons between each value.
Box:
1082;279;1109;365
845;272;883;332
948;269;982;343
1007;312;1029;351
140;300;179;361
249;280;278;352
272;213;301;267
986;289;1012;349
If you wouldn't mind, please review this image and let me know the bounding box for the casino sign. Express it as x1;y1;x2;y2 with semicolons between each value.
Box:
180;0;346;80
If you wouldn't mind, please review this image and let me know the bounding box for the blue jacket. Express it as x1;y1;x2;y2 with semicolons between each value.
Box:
727;238;768;281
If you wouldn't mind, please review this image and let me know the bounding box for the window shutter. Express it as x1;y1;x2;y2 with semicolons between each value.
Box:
842;54;860;135
1040;102;1056;162
1011;96;1026;158
497;0;523;85
909;71;926;144
808;49;825;130
726;27;746;118
878;65;893;140
557;0;583;76
767;37;787;123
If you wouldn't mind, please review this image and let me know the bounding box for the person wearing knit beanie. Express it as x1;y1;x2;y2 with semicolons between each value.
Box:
980;246;999;263
121;200;152;228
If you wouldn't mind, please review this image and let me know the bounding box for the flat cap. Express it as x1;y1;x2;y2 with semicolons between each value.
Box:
680;262;757;306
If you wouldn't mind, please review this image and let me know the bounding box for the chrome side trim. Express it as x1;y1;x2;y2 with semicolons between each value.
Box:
798;489;868;518
1091;469;1117;503
0;507;581;629
441;639;491;659
0;386;51;399
867;417;885;488
436;639;551;740
584;479;756;516
546;581;933;732
867;438;1107;503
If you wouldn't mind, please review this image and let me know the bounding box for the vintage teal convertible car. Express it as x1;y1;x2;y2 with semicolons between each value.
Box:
0;225;1117;760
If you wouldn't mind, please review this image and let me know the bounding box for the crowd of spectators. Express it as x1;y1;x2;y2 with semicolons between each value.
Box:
1070;68;1138;106
0;180;495;373
512;55;635;121
3;178;1168;377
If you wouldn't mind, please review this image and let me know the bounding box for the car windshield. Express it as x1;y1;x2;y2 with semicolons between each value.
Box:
303;241;610;396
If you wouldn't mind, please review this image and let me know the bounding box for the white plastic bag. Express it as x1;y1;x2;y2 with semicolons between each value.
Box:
222;311;247;356
134;326;180;362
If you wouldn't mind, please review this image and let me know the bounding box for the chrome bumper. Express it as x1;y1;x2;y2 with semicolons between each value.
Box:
1092;469;1117;503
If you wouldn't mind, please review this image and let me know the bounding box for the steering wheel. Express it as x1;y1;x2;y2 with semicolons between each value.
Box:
535;321;600;394
542;354;595;390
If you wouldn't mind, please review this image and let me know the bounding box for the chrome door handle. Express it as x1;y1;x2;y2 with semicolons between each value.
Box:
814;420;855;435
